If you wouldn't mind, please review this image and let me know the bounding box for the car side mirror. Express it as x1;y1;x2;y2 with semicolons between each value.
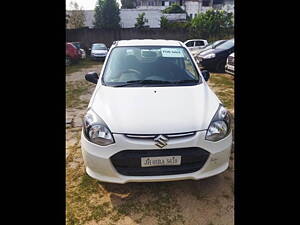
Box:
85;72;99;84
202;70;210;81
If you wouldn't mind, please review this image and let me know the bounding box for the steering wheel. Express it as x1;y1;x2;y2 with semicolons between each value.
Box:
118;69;141;77
117;69;142;82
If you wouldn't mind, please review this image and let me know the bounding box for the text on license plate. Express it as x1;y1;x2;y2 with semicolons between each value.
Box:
141;156;181;167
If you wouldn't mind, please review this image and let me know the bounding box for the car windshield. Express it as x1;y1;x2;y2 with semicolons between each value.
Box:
212;40;225;48
215;39;234;50
102;46;201;87
72;42;80;49
92;44;107;50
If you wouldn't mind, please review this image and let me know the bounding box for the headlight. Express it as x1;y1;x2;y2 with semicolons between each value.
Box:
205;104;231;141
202;53;216;59
82;110;114;146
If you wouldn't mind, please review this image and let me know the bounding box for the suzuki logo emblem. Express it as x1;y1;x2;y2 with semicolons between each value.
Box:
154;135;168;148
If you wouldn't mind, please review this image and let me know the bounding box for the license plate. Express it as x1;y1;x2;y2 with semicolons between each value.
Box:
141;156;181;167
227;65;234;70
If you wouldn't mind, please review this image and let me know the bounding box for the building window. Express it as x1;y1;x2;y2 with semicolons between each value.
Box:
179;0;183;6
213;0;224;4
202;0;210;7
190;14;193;19
162;1;165;6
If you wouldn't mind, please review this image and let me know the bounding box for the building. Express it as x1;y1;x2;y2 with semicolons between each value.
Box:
66;0;234;29
134;0;234;19
120;0;234;28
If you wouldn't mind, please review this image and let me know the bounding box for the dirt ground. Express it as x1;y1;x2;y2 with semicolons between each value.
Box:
66;62;234;225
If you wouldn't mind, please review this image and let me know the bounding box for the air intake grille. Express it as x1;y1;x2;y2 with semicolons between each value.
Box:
110;147;210;176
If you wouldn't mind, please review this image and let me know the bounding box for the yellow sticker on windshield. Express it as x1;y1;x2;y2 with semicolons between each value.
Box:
161;48;184;58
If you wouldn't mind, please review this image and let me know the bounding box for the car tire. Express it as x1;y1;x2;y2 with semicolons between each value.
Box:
216;61;226;73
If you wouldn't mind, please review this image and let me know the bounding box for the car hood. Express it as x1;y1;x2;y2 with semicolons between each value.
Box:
90;84;220;134
199;48;224;56
92;49;107;54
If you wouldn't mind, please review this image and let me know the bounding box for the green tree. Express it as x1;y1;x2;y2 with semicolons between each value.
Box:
135;13;148;29
191;9;233;40
94;0;121;28
68;1;86;29
121;0;136;8
66;14;70;25
160;16;169;29
162;3;185;14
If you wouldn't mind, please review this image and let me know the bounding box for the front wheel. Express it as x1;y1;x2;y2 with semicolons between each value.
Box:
216;61;226;73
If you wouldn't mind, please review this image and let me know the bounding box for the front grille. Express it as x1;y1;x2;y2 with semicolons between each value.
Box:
125;131;196;139
110;147;210;176
227;56;234;66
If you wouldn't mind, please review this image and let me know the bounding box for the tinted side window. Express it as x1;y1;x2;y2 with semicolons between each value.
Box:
195;41;205;46
185;41;194;47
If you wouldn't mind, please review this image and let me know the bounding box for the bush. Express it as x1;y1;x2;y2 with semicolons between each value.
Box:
162;3;185;14
135;13;148;29
160;15;191;30
190;9;234;40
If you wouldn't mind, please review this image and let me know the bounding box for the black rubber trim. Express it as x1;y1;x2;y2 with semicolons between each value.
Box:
110;147;210;176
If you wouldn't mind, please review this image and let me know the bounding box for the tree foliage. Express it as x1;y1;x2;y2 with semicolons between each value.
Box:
94;0;121;28
68;1;86;29
160;16;169;29
135;13;148;29
162;3;185;14
160;16;190;30
121;0;136;9
190;9;234;40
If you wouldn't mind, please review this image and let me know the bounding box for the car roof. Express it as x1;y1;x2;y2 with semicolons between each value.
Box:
115;39;182;47
93;43;106;45
184;39;207;43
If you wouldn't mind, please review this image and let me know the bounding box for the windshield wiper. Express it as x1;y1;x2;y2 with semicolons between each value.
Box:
172;79;199;84
111;80;173;87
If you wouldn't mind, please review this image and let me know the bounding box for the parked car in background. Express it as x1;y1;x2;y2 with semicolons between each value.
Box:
82;39;232;183
225;53;234;75
71;42;86;59
90;43;108;61
80;49;86;59
193;40;226;57
184;39;208;54
66;42;81;66
195;39;234;73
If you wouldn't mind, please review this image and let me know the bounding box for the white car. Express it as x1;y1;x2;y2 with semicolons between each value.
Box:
184;39;208;55
81;39;232;184
80;49;86;59
225;53;234;75
90;43;108;60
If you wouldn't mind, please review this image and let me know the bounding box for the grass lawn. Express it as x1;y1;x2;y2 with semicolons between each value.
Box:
208;73;234;112
66;71;235;225
66;58;103;75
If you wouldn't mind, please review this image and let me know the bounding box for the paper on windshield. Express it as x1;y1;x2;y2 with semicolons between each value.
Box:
161;48;184;58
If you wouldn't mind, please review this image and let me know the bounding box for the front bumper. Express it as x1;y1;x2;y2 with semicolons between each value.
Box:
90;55;106;60
225;64;235;75
81;130;232;184
197;57;218;71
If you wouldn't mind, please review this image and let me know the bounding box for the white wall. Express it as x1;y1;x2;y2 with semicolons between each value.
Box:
221;2;234;13
163;13;186;21
185;1;201;18
120;9;186;28
120;9;162;28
